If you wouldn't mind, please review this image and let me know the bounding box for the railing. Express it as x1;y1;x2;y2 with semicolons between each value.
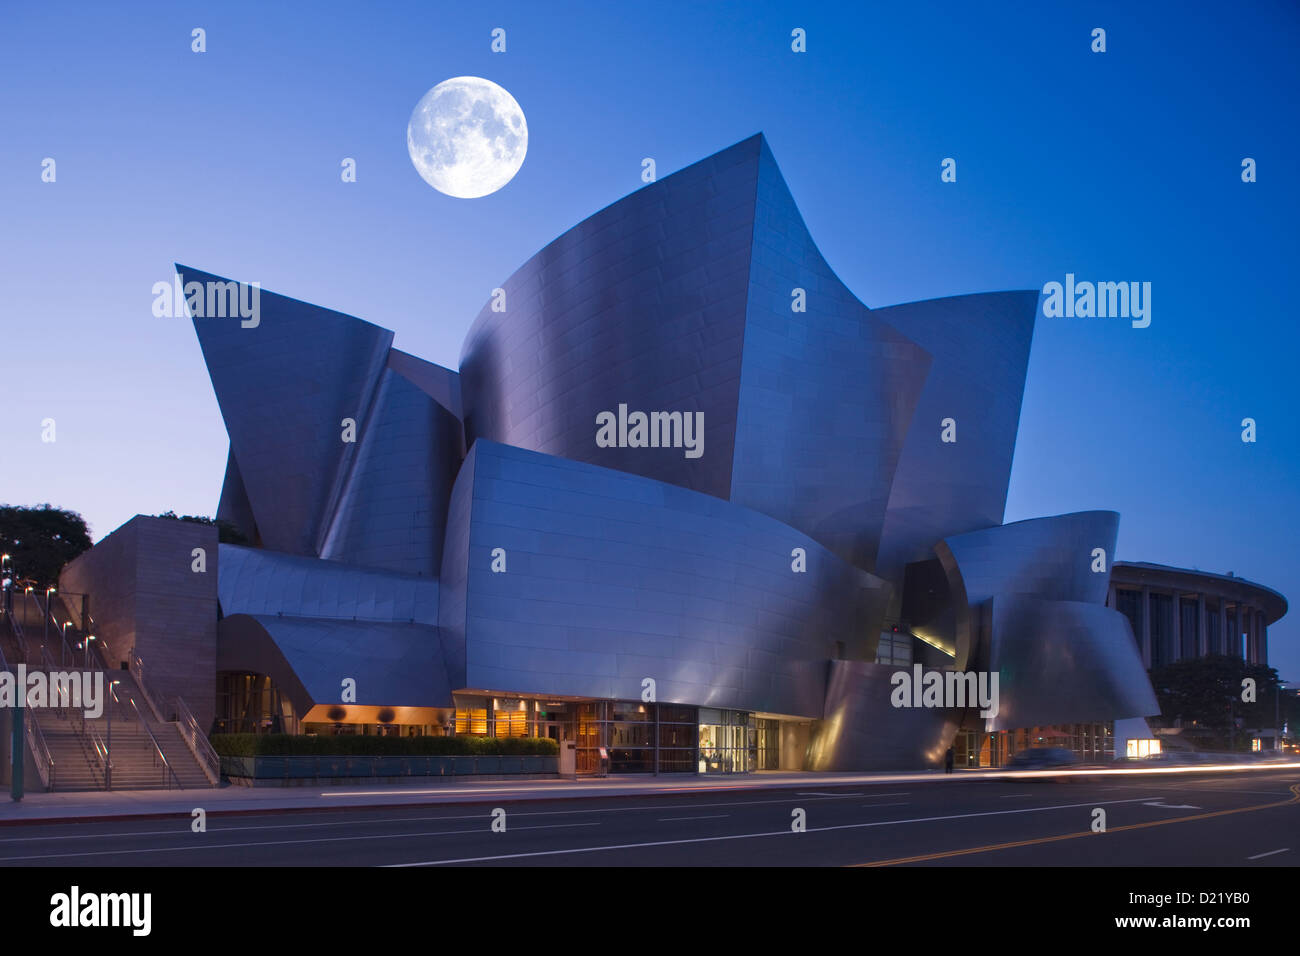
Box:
124;695;182;790
25;711;55;790
27;591;79;667
86;721;110;782
129;656;167;724
2;613;54;790
1;602;24;666
38;645;67;719
174;696;221;785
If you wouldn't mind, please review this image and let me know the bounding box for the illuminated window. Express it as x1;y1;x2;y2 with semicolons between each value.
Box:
1126;738;1162;758
456;708;488;735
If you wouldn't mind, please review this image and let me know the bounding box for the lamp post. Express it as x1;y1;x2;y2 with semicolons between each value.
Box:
86;635;96;670
44;587;56;653
22;587;32;658
1;554;11;618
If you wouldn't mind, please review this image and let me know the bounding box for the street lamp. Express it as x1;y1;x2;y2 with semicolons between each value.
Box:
86;634;96;668
43;587;57;657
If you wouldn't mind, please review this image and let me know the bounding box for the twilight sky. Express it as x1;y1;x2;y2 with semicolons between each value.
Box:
1;1;1297;677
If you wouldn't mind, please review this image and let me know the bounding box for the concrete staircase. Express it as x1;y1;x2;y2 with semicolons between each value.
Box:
2;599;218;791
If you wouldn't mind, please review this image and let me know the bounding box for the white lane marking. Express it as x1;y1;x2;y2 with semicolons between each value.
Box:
999;793;1033;798
318;761;1300;799
1246;847;1290;860
0;790;899;842
388;796;1162;866
0;822;601;863
657;814;730;822
797;791;862;797
1142;801;1202;809
0;792;884;845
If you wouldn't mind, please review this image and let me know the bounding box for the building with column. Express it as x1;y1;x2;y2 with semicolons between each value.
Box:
1108;562;1287;670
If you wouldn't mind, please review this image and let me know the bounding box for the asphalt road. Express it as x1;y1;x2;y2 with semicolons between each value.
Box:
0;769;1295;867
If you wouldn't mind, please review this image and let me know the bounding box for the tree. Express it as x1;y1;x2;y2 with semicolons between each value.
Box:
155;511;250;545
0;504;93;590
1149;655;1280;751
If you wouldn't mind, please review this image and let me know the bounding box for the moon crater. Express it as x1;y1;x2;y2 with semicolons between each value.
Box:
407;76;527;199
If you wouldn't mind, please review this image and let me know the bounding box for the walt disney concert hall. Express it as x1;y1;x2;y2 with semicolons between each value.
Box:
145;134;1171;772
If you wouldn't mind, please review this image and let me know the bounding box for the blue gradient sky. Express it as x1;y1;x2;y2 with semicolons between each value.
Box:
2;2;1297;677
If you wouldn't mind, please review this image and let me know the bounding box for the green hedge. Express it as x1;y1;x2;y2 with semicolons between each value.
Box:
210;734;559;757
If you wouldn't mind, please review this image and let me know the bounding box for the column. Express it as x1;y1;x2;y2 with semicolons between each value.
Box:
1140;586;1151;668
1170;592;1182;663
1197;593;1207;658
1219;597;1228;657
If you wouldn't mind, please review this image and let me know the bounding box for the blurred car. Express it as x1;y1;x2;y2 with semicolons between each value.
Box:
998;747;1084;782
1007;747;1079;770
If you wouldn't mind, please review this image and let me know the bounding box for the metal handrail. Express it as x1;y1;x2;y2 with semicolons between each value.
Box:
25;712;55;790
30;592;81;668
174;696;220;785
6;606;28;665
48;591;104;671
124;695;182;790
18;592;44;661
38;645;68;719
86;721;110;772
3;616;54;790
39;643;111;788
129;656;167;724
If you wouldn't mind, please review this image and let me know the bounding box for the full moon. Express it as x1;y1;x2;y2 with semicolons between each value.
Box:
407;76;527;199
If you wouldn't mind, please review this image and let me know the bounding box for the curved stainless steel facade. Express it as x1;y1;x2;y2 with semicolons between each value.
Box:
218;613;450;719
318;368;461;576
439;439;888;718
729;139;931;571
813;661;958;771
459;135;931;572
986;596;1158;729
937;510;1119;668
177;133;1186;770
185;264;393;557
218;545;438;625
458;138;760;502
874;291;1038;583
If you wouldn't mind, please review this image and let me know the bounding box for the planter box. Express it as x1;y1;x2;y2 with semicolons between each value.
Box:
220;754;559;785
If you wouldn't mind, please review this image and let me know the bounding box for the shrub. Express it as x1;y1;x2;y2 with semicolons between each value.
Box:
210;733;559;757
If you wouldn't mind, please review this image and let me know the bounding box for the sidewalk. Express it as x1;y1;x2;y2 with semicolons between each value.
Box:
0;769;968;824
